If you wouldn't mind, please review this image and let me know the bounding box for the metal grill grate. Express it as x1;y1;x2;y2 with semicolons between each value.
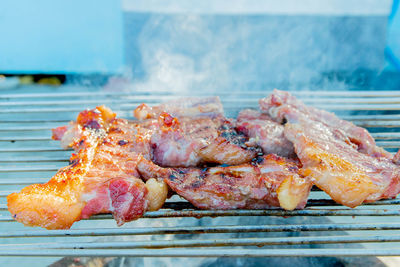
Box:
1;87;400;257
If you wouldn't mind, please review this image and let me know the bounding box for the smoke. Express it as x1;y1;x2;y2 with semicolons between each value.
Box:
131;15;231;93
122;13;387;93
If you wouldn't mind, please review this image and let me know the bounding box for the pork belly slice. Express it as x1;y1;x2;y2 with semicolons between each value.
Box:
260;89;400;207
150;112;260;167
138;155;312;211
8;109;167;229
236;109;295;158
134;96;224;120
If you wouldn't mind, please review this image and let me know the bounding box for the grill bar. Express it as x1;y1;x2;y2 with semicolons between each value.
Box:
0;167;61;173
4;104;400;113
0;200;389;211
0;147;71;152
0;178;49;185
2;114;400;123
2;223;400;238
2;207;400;218
4;234;400;250
1;248;400;257
0;137;52;141
2;90;400;99
0;157;68;163
1;132;398;143
3;97;400;107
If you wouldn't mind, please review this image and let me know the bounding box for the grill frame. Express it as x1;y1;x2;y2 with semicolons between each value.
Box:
1;86;400;258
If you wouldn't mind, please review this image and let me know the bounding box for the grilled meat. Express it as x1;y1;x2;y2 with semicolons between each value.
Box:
8;107;168;229
55;99;259;168
151;113;259;167
137;154;312;211
9;90;398;230
237;109;295;158
260;89;400;207
260;90;391;159
134;98;259;167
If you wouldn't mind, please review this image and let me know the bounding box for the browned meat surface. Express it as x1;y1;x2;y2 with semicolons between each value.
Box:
9;107;168;229
260;89;400;207
138;154;312;211
149;113;219;167
151;113;259;167
133;97;260;167
236;109;295;158
13;91;399;230
55;100;259;168
260;90;391;158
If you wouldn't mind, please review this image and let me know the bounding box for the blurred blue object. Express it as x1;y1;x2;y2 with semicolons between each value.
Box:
386;0;400;70
0;0;124;74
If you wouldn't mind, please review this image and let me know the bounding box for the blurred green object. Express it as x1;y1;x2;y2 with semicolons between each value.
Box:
18;75;34;85
37;77;61;86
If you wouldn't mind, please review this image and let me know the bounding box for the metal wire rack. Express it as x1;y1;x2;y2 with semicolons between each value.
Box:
1;86;400;258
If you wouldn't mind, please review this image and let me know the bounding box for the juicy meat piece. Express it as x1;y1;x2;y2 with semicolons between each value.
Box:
8;145;94;229
134;97;258;166
236;109;295;158
138;155;312;210
150;113;259;167
260;90;391;158
150;114;218;167
8;108;167;229
134;97;223;120
196;120;260;165
55;103;258;168
284;122;400;207
260;89;400;207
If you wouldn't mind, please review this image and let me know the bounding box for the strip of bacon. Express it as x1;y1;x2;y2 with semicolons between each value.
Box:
8;107;167;229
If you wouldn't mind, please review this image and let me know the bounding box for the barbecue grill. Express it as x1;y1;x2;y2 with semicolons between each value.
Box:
1;86;400;262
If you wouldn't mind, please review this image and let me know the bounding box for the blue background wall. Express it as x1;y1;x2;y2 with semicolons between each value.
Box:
0;0;124;74
387;0;400;70
0;0;399;76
